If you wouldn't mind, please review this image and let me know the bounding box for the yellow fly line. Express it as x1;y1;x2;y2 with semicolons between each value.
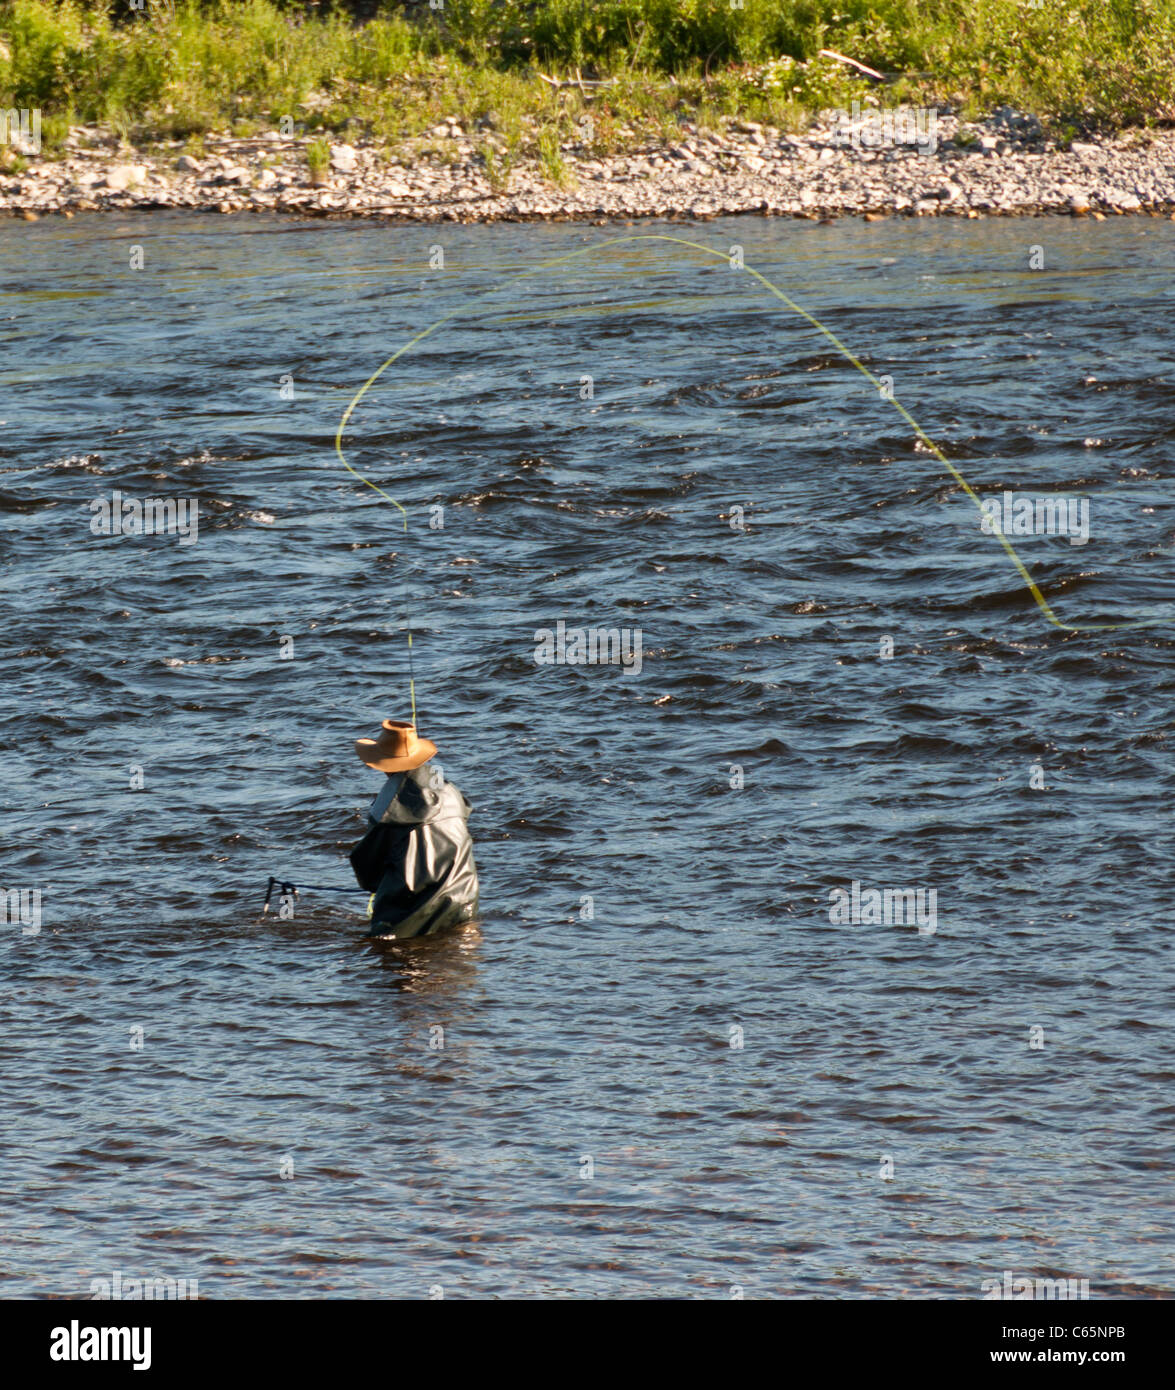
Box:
334;229;1166;695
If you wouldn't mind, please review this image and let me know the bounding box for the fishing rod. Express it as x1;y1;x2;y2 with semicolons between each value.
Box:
261;876;371;914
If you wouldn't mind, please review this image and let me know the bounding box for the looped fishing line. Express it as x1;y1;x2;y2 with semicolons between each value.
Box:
334;232;1171;716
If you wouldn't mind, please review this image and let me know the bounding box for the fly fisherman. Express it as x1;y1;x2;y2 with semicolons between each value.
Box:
349;719;480;939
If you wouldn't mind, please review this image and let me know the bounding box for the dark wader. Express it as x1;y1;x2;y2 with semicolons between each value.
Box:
349;765;479;938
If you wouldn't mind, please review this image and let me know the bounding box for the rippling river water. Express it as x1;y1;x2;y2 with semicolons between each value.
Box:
2;213;1173;1298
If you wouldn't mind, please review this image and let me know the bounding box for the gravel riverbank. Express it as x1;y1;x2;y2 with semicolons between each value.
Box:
6;107;1175;223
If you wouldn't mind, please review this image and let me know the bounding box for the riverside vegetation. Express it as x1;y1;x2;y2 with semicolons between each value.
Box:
2;0;1175;220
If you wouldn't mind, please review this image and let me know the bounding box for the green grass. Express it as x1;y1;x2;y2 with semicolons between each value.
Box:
305;134;330;183
1;0;1173;168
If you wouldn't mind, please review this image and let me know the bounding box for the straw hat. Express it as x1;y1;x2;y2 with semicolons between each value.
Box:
354;719;437;773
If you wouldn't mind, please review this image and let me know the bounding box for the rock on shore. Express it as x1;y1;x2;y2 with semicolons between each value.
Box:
4;109;1175;223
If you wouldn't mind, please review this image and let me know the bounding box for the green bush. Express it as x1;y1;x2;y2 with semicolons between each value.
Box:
0;0;1172;147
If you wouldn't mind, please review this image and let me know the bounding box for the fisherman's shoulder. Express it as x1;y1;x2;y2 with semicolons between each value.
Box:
426;770;473;817
395;767;473;821
441;779;473;817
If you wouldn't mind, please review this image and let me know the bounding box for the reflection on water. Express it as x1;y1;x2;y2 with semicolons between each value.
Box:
364;922;484;995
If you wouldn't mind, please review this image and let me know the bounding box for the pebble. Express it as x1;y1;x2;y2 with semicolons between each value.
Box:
101;164;147;191
3;113;1174;223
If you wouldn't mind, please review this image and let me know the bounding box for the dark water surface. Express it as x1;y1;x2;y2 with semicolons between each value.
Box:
2;213;1173;1298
